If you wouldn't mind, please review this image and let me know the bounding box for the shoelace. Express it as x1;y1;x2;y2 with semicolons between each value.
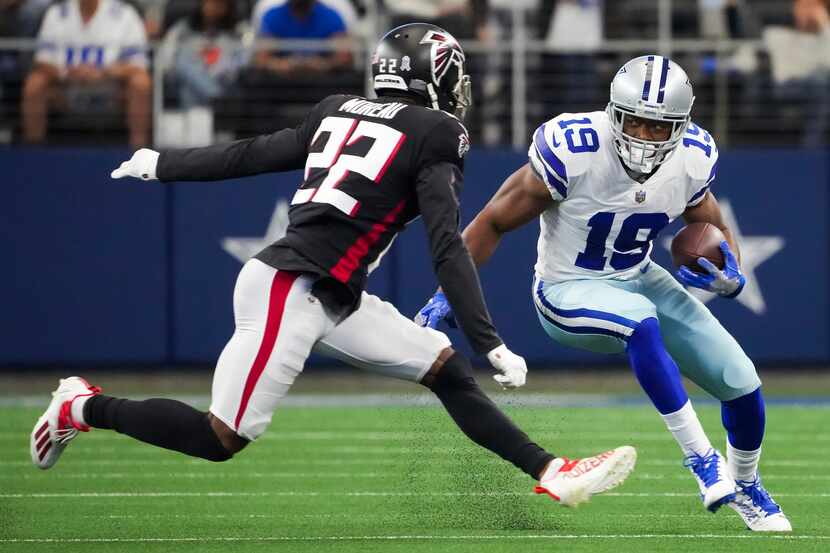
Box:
737;479;781;516
682;450;722;487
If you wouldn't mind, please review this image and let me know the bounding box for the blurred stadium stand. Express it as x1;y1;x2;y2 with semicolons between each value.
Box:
0;0;828;147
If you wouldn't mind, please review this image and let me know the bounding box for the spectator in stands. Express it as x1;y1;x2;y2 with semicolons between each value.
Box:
383;0;489;41
535;0;603;118
227;0;360;136
794;0;830;32
794;0;830;146
160;0;247;109
21;0;151;147
254;0;352;75
252;0;360;37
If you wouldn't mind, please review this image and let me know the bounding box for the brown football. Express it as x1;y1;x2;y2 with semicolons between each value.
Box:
670;222;726;273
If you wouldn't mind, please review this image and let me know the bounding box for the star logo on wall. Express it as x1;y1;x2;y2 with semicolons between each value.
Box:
661;200;784;315
221;200;290;263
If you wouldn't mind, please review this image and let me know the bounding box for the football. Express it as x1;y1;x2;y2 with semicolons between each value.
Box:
670;222;726;273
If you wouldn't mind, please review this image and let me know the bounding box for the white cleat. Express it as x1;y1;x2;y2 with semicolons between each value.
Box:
534;446;637;507
683;448;736;512
728;475;792;532
30;377;100;469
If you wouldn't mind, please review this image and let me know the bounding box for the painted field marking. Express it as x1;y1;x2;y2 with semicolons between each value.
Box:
1;458;825;468
4;471;830;482
2;430;829;442
1;534;829;544
4;393;830;409
2;491;828;499
77;512;721;520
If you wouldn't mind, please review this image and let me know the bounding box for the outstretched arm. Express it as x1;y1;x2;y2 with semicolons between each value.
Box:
112;96;341;182
462;163;555;266
111;129;309;183
155;129;308;182
682;190;740;264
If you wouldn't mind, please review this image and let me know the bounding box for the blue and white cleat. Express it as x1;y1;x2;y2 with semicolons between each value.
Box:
728;475;792;531
683;449;736;512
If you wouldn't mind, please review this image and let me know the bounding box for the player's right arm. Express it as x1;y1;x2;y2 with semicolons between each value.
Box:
462;163;554;266
414;118;527;388
111;96;340;182
417;116;579;331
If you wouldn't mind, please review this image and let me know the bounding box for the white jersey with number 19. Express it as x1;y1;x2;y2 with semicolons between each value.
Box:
528;110;719;284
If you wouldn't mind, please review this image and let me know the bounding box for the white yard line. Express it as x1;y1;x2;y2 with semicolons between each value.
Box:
1;458;825;468
3;393;829;409
4;471;830;481
77;513;719;520
7;445;830;457
1;534;828;544
1;491;828;499
3;430;830;441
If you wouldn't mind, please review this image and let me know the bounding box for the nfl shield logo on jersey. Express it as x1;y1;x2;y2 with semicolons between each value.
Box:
635;190;647;203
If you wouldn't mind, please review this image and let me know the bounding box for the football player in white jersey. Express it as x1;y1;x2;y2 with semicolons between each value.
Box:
417;55;791;532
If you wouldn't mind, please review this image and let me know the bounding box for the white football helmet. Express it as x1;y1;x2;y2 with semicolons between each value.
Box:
606;55;695;173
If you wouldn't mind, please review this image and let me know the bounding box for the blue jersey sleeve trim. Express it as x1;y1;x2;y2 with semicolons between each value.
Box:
533;144;567;199
688;184;709;206
533;125;568;195
118;47;144;60
706;159;718;185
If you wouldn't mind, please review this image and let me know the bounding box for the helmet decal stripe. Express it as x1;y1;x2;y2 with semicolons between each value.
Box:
641;55;655;101
656;57;670;103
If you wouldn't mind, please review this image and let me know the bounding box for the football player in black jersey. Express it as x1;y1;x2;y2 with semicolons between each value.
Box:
30;23;635;506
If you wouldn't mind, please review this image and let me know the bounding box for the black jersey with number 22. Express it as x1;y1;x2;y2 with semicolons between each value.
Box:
156;93;500;354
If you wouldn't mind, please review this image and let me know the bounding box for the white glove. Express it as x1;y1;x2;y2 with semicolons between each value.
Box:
486;344;528;389
111;148;160;181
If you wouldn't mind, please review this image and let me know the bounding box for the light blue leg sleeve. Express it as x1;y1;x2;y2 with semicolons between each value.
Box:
640;265;761;401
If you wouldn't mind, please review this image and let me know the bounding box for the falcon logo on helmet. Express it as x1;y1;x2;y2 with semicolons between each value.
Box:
419;30;465;85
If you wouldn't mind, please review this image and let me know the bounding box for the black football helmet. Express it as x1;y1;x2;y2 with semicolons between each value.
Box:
371;23;472;120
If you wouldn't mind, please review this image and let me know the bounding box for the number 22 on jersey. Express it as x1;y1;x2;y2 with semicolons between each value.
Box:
293;116;406;217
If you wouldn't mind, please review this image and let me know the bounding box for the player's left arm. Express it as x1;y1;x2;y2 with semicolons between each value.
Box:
682;191;740;265
680;191;746;298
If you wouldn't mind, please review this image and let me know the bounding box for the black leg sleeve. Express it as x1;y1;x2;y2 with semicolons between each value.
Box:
83;396;232;462
424;353;555;479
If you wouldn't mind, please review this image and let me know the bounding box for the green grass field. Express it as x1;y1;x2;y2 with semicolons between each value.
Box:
1;391;828;553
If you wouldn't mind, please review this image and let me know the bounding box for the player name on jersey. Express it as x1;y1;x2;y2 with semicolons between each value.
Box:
338;98;408;120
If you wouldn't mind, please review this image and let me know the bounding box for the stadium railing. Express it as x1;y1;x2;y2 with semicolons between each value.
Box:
0;16;826;149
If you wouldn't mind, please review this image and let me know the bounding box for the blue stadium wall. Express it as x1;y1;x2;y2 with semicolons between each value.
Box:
2;147;827;366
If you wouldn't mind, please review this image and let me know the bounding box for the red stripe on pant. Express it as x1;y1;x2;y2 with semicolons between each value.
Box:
234;270;299;432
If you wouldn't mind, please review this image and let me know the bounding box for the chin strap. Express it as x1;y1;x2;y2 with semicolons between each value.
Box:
426;83;441;111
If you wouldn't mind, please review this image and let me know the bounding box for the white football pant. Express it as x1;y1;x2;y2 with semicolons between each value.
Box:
210;259;451;440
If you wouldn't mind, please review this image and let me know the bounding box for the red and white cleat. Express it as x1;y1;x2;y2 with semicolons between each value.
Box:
534;446;637;507
30;377;101;469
